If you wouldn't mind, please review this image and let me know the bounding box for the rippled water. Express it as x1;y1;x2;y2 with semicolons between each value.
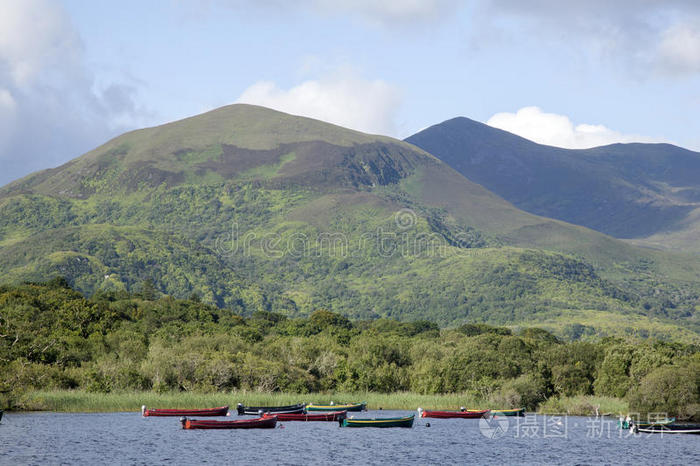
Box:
1;411;698;465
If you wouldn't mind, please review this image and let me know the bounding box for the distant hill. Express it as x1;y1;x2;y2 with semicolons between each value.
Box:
0;105;698;339
405;117;700;250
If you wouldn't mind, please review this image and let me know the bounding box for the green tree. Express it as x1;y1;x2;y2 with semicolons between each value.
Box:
594;346;633;397
309;309;352;332
139;279;157;301
626;359;700;421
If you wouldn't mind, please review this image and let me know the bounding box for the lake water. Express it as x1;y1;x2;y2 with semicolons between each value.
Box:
1;410;698;465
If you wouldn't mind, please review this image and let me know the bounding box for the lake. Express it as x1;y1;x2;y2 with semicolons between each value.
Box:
1;411;698;465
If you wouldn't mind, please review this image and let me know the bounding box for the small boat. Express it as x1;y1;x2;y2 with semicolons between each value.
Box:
236;403;305;415
306;402;366;412
142;405;229;417
262;411;347;422
340;414;414;428
619;417;675;429
634;424;700;435
490;408;525;417
181;416;277;429
420;408;489;419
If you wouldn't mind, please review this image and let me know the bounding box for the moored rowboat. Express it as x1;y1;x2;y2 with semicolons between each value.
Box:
490;408;525;417
263;411;347;421
635;424;700;435
142;405;229;417
306;402;366;412
236;403;305;415
619;417;675;429
420;409;489;419
181;416;277;429
340;414;414;428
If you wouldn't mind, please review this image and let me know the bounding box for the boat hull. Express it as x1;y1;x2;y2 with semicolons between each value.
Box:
142;405;229;417
236;403;305;415
636;424;700;435
421;409;489;419
182;416;277;429
490;408;525;417
340;415;414;428
263;411;347;421
307;403;366;412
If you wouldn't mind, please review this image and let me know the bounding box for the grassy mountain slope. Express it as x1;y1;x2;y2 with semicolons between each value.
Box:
405;117;700;249
2;104;433;199
0;105;697;338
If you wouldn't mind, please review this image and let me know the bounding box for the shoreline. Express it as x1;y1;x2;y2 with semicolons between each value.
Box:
17;390;628;416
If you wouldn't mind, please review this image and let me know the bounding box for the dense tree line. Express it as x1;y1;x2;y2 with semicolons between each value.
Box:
0;280;697;419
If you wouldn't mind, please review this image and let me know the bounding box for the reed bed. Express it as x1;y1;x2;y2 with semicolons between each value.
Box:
22;390;629;416
23;390;493;413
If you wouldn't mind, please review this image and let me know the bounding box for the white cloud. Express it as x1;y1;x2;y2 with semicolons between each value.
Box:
0;89;15;110
0;0;149;187
657;20;700;74
0;88;17;149
475;1;700;77
487;107;660;149
0;0;82;86
236;72;401;135
309;0;457;25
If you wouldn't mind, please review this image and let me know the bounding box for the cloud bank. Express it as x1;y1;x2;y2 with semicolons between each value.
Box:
0;0;147;187
657;19;700;74
236;73;401;135
477;0;700;76
487;107;659;149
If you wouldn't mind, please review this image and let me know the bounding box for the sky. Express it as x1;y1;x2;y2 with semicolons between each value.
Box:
1;0;700;186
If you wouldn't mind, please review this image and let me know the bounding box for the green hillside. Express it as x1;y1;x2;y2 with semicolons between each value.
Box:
0;105;697;339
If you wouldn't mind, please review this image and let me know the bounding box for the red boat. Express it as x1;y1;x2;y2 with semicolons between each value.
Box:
181;416;277;429
141;405;229;417
262;411;347;422
420;409;490;419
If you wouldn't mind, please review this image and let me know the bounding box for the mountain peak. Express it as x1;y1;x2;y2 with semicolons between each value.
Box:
406;116;700;244
411;115;547;150
1;104;433;198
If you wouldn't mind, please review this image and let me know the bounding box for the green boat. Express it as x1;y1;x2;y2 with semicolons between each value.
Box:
340;414;414;428
307;402;366;412
619;417;675;429
490;408;525;417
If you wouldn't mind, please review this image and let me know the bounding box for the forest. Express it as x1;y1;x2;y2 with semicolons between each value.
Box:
1;279;698;419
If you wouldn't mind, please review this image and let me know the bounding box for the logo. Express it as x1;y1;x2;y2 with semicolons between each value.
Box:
394;208;417;230
479;414;509;439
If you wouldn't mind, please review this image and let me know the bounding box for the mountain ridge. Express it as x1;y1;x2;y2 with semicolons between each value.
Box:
406;117;700;248
0;104;697;339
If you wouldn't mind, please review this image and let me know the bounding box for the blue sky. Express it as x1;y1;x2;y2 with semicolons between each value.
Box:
1;0;699;185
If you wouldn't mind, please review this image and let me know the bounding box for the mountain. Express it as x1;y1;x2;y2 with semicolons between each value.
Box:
405;117;700;250
1;104;698;340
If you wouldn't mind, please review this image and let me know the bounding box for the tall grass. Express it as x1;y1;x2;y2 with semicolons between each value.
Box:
24;390;631;415
24;390;493;413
